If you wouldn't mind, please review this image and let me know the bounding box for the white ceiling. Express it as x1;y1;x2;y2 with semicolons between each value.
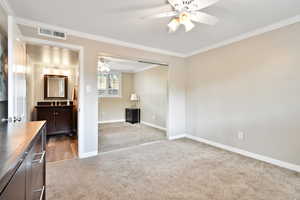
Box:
101;56;158;73
6;0;300;55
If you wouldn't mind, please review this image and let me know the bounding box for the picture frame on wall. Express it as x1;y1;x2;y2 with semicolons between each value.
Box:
0;33;8;102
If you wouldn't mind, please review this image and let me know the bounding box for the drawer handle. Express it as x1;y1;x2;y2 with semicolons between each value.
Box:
34;186;45;200
32;151;46;163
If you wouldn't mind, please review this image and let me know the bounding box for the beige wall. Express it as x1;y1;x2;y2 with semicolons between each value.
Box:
15;18;300;165
98;72;134;122
134;66;168;128
186;22;300;165
19;25;186;155
98;66;168;128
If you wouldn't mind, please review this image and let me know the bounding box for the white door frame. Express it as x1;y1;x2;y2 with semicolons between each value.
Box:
7;16;16;119
22;36;86;158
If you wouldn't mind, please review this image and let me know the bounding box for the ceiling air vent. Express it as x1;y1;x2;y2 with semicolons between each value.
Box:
38;27;67;40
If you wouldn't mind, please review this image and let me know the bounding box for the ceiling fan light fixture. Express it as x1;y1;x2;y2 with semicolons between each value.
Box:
179;12;190;23
98;58;111;73
145;0;219;33
183;19;195;32
168;18;180;32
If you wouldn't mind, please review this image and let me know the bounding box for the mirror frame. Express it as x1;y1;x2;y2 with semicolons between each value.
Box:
44;75;68;100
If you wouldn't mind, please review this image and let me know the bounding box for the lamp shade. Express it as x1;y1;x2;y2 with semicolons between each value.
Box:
130;93;138;101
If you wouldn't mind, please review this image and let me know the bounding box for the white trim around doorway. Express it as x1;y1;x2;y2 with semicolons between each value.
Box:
22;36;88;159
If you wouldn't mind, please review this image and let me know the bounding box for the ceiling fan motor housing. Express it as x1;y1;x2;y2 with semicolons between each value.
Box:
173;0;200;11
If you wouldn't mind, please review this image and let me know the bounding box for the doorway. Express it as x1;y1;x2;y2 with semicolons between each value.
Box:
97;55;169;153
4;17;86;161
24;41;81;162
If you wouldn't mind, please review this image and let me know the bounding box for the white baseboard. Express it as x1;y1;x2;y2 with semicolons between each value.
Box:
79;151;98;159
186;134;300;173
98;119;125;124
141;121;167;131
168;134;186;140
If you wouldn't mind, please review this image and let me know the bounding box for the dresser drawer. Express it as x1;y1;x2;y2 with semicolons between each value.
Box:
26;127;46;200
0;158;26;200
0;122;46;200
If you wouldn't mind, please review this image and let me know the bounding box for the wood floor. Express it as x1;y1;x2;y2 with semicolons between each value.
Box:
46;135;78;162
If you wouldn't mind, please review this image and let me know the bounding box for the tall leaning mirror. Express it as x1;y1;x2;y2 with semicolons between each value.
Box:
44;75;68;99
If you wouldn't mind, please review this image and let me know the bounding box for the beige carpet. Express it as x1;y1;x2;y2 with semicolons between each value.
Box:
47;138;300;200
99;122;166;152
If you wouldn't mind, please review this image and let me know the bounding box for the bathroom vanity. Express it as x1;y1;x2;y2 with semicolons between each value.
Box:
35;74;77;136
35;104;74;135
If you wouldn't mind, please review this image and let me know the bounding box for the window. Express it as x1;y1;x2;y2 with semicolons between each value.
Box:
98;72;122;97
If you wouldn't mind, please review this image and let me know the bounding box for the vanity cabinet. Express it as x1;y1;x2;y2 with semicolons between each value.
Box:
36;106;74;135
0;122;46;200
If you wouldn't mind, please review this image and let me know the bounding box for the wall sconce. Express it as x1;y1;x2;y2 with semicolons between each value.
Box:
14;65;26;74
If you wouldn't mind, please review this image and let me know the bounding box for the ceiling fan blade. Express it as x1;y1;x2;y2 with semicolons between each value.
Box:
139;4;173;14
142;11;178;19
190;11;219;25
189;0;219;11
168;0;183;11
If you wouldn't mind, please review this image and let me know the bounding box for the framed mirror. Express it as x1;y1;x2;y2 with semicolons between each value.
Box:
44;75;68;99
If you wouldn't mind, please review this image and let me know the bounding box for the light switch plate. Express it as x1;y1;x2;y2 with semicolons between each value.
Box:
86;85;91;93
238;131;244;140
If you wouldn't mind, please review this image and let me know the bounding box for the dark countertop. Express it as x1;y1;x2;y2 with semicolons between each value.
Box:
0;121;46;193
35;105;73;108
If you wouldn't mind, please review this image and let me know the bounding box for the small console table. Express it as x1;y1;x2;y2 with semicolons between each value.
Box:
125;108;140;124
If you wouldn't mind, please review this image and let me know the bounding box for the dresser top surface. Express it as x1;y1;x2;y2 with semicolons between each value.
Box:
0;121;46;193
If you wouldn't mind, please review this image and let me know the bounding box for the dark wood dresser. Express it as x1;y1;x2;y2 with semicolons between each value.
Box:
36;105;74;136
0;121;46;200
125;108;140;124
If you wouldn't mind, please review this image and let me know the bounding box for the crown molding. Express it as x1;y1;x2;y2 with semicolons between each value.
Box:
133;64;162;73
4;0;299;59
15;17;186;58
16;15;300;59
186;15;300;57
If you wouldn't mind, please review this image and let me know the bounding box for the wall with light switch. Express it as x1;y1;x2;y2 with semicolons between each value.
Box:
98;72;134;122
20;25;186;157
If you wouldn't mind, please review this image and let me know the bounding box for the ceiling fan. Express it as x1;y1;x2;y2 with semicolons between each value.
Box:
144;0;219;32
98;57;111;73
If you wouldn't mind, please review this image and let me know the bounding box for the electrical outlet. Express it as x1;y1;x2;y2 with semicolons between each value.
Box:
152;115;156;120
238;131;244;140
